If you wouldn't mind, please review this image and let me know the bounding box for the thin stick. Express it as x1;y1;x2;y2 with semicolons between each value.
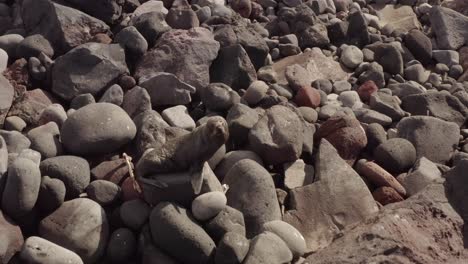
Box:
123;153;142;194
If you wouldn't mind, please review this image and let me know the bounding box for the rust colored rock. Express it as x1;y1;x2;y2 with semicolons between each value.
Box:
357;80;378;102
2;58;30;93
294;86;321;108
91;33;113;44
7;88;58;125
121;177;143;202
355;160;407;196
91;159;129;185
315;116;367;165
372;186;404;205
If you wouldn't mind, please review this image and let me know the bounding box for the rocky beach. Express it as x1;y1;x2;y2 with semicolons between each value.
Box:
1;0;468;263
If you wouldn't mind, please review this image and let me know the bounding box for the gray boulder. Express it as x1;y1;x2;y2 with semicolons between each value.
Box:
52;43;128;101
374;138;417;174
149;202;216;264
27;122;63;159
20;236;84;264
430;6;468;50
0;75;13;128
61;103;136;155
115;26;148;59
243;232;293;264
40;155;90;199
39;198;109;264
397;116;460;164
22;0;110;54
248;105;303;165
205;205;246;242
223;159;281;237
401;157;441;196
139;72;196;106
0;130;31;154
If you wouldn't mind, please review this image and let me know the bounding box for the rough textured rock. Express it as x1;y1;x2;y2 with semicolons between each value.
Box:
135;28;220;91
397;116;460;164
52;43;128;101
40;156;90;199
401;157;442;196
355;160;407;196
21;0;110;55
284;140;378;252
430;6;468;50
271;48;350;86
61;103;136;155
149;202;216;264
401;91;468;127
139;72;196;106
373;4;421;32
0;75;14;128
223;159;281;238
248;105;303;165
307;180;468;263
39;198;109;264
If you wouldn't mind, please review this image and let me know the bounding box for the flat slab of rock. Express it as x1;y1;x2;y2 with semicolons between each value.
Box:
307;180;468;263
373;4;421;33
284;139;378;252
271;48;351;86
430;6;468;50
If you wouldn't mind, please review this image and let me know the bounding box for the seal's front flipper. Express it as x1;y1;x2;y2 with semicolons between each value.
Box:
190;164;204;195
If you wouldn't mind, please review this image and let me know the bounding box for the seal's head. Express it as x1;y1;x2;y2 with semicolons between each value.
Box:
205;116;229;144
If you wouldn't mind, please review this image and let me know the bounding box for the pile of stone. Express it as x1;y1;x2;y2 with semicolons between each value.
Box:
1;0;468;263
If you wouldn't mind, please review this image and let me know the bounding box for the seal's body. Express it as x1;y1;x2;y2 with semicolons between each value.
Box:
136;116;229;193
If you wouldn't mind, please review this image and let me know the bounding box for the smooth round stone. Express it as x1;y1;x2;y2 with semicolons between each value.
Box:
27;122;63;159
243;81;269;106
16;34;54;59
120;199;150;230
0;34;24;57
4;116;27;131
40;156;91;199
374;138;417;174
17;148;42;166
70;93;95;110
338;91;363;109
86;180;121;206
191;191;227;221
298;107;318;123
39;198;109;264
38;104;68;127
20;236;83;264
0;130;31;154
61;103;137;155
98;84;124;106
215;232;250;264
1;158;41;220
106;228;137;263
340;45;363;69
243;232;293;264
205;206;246;242
38;176;66;214
260;220;306;258
115;26;148;58
149;202;216;264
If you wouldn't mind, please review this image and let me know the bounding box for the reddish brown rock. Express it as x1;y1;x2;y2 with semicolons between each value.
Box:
2;58;30;93
121;177;143;202
372;186;404;205
315;116;367;165
91;159;129;185
231;0;252;18
0;210;24;263
357;80;378;102
91;33;113;44
294;86;321;108
355;160;407;196
7;89;58;125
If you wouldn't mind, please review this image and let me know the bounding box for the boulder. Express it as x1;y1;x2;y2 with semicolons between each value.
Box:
0;75;14;128
20;236;83;264
139;72;196;106
430;6;468;50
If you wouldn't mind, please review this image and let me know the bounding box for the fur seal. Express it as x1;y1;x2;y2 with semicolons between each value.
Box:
136;116;229;194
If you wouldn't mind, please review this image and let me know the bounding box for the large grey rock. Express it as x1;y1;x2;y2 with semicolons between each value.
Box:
201;83;241;112
374;138;417;174
0;75;14;128
2;158;41;220
223;159;281;238
20;236;84;264
135;28;220;91
283;140;379;252
401;91;468;127
39;198;109;264
226;104;259;147
122;86;152;119
63;0;122;24
260;220;306;258
16;34;55;59
115;26;148;59
397;116;460;164
248;105;303;165
61;103;136;155
401;157;441;196
52;43;128;101
38;176;66;214
373;4;421;33
430;6;468;50
149;202;216;264
139;72;196;106
27;122;63;159
242;232;293;264
210;44;257;91
307;180;468;263
129;11;171;48
0;130;31;154
40;156;90;199
214;150;263;181
22;0;110;54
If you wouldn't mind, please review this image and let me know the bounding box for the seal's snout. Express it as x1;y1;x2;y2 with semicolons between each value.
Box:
207;117;229;142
